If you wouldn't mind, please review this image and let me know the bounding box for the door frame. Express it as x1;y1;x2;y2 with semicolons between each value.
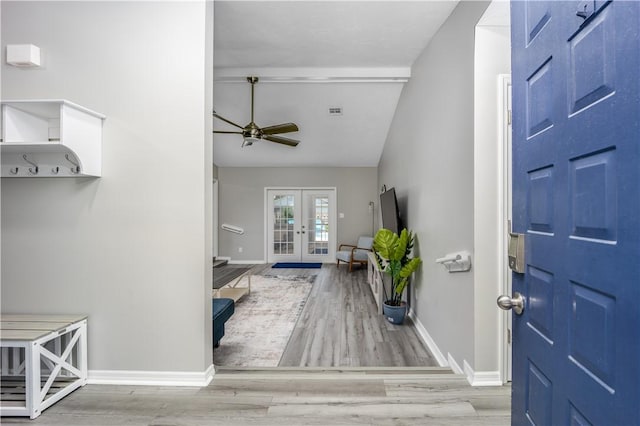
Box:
497;74;512;383
264;187;337;264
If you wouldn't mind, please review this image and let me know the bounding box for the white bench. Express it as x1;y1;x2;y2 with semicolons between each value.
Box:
0;314;88;419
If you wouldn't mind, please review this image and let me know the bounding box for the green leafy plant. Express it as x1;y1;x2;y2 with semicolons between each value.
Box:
373;228;422;306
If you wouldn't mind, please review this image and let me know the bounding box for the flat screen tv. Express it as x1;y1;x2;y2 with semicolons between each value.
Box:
380;187;402;234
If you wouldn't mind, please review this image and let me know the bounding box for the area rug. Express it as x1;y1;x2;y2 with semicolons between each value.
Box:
213;274;315;367
272;262;322;269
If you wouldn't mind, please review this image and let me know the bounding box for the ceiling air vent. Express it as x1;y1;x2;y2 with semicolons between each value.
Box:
328;107;343;116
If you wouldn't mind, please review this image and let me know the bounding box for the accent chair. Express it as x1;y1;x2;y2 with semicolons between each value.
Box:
336;236;374;272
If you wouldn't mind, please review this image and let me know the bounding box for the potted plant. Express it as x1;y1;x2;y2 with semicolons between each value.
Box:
373;228;422;324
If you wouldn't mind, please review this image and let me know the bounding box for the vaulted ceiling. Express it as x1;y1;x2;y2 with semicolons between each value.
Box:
213;1;459;167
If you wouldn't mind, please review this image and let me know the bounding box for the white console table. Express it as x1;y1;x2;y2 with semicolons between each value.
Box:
0;314;88;419
367;252;385;314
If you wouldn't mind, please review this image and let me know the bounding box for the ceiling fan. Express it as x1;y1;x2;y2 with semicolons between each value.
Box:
213;77;300;147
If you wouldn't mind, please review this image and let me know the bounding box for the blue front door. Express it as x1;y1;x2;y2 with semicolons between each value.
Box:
510;1;640;424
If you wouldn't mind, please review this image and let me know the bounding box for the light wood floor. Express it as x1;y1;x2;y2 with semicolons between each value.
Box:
3;368;511;425
3;265;511;424
214;264;438;367
279;265;437;367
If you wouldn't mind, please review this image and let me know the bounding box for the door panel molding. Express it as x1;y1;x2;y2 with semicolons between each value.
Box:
510;1;640;423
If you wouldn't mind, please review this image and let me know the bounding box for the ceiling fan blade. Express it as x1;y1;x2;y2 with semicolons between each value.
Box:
213;111;244;130
263;135;300;147
213;130;243;134
261;123;299;135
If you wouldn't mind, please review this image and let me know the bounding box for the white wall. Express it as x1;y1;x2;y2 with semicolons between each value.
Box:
204;0;214;368
473;19;511;373
378;1;490;371
217;167;378;262
1;1;212;375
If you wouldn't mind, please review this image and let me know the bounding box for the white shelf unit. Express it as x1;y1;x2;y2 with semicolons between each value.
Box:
1;100;105;177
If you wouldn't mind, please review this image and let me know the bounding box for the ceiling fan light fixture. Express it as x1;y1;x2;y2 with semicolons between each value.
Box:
242;137;260;147
213;76;301;148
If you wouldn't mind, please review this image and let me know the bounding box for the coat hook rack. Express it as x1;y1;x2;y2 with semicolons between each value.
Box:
65;154;80;174
1;100;105;178
22;154;39;175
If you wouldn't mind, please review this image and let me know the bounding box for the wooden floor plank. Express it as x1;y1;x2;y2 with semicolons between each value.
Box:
2;367;510;426
0;371;511;425
272;265;438;367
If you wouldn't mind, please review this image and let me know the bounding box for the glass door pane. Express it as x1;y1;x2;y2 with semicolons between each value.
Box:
301;189;335;262
272;194;295;255
305;195;329;256
267;190;302;262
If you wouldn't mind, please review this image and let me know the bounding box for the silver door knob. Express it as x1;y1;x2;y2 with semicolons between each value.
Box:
497;292;524;315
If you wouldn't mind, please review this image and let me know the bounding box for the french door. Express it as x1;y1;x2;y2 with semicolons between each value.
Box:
266;188;336;263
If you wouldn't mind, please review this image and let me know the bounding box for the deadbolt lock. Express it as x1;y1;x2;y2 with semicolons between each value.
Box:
508;232;525;274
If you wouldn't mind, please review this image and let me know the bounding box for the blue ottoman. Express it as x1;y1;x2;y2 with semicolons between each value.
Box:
213;298;234;348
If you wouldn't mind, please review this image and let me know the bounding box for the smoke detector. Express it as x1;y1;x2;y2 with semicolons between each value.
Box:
6;44;41;67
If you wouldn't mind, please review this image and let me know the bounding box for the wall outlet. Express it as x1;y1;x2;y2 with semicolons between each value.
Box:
238;247;243;253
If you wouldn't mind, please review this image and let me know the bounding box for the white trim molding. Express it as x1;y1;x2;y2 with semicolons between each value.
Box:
215;256;268;265
228;260;266;265
404;310;503;387
447;353;463;375
215;67;411;83
88;364;215;387
408;309;447;367
463;360;502;387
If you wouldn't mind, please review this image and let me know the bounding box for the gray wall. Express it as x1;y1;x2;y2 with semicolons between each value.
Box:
217;167;378;261
378;1;490;368
1;1;213;373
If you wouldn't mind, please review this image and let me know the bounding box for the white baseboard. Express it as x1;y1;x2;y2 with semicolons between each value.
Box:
215;256;266;265
463;360;502;386
408;309;447;367
406;310;502;387
88;364;215;387
447;353;463;374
